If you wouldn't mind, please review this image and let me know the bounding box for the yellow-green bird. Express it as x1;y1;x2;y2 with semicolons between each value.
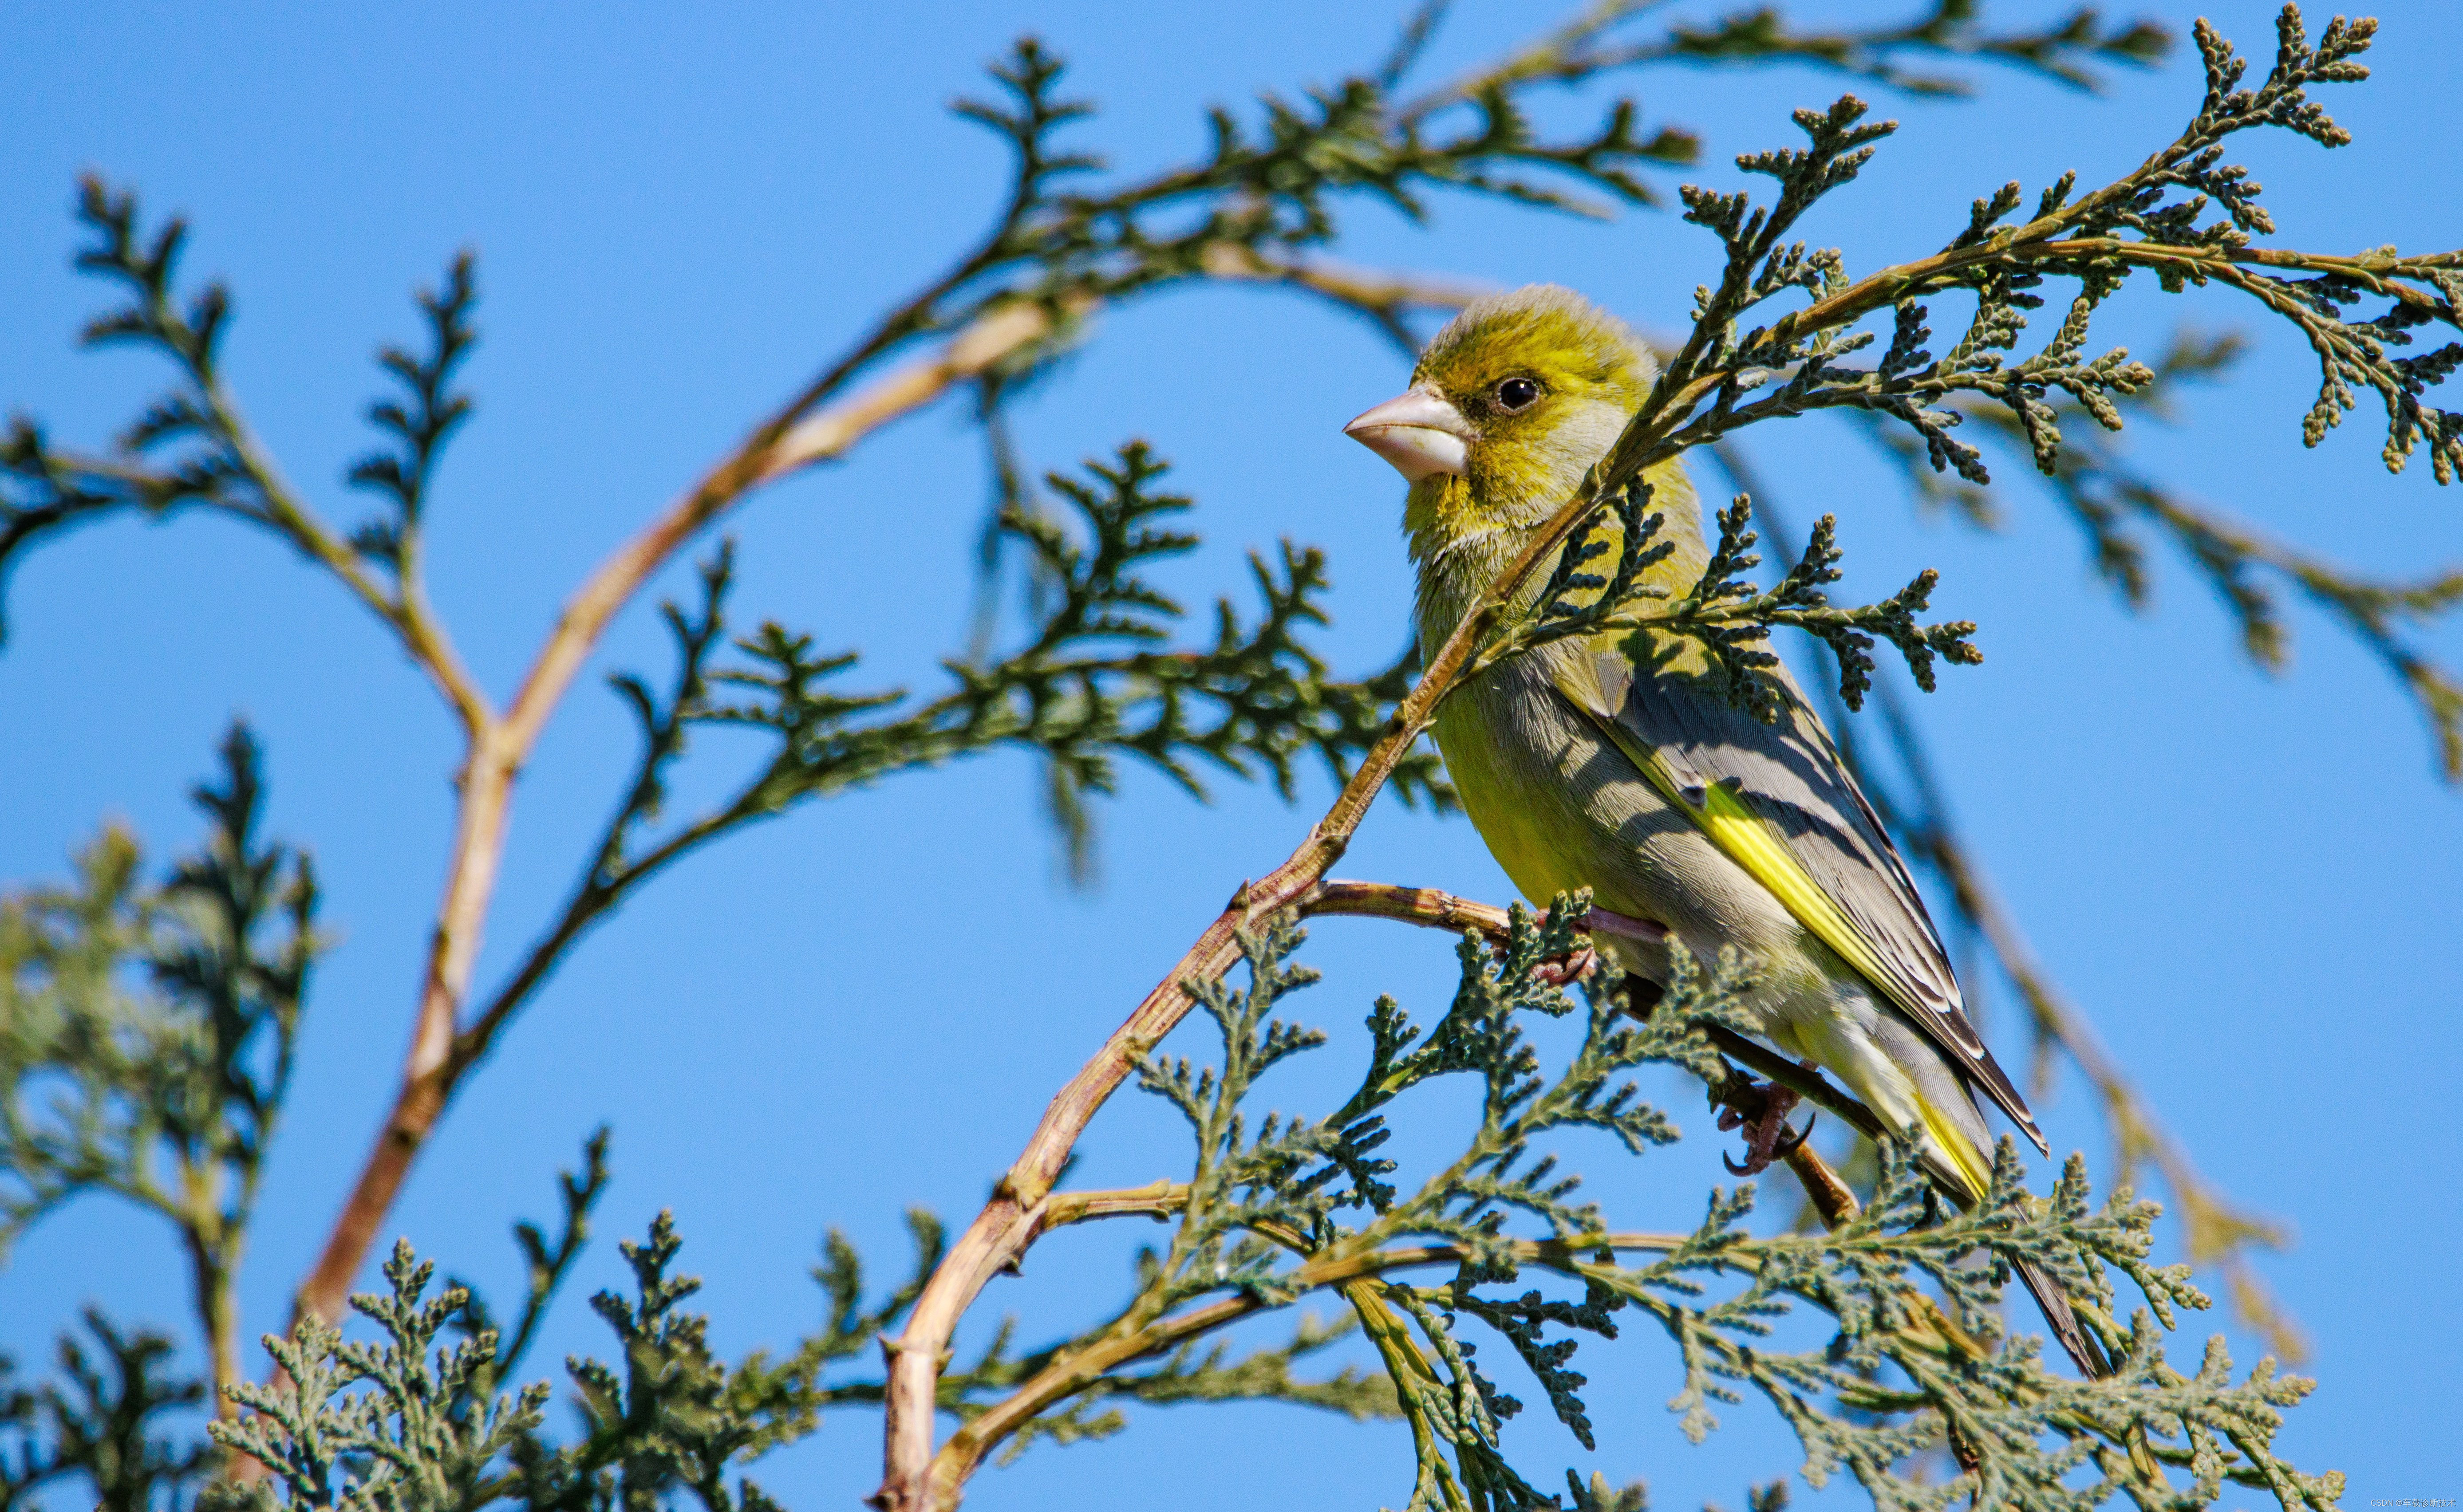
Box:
1345;284;2109;1378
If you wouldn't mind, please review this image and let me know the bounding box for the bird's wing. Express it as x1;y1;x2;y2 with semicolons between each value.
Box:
1556;649;2046;1154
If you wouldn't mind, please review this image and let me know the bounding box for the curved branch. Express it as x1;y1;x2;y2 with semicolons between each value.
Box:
284;261;1488;1352
920;1230;1689;1501
1297;876;1665;947
868;445;1657;1508
206;391;492;737
280;295;1085;1342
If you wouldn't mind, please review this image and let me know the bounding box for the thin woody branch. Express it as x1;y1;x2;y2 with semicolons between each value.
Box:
284;260;1489;1350
29;405;489;738
1297;877;1667;949
498;300;1066;763
922;1230;1691;1500
207;406;493;739
869;421;1668;1509
1035;1180;1190;1234
1196;244;1490;350
1305;880;1870;1226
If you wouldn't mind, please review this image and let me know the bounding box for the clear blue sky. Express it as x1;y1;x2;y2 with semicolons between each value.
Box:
4;2;2458;1506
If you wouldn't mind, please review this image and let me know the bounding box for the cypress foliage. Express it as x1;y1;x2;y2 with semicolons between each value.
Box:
7;5;2451;1508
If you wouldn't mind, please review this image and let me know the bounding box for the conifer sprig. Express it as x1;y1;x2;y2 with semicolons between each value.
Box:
1585;6;2459;499
1657;498;1983;719
0;1311;210;1510
1394;0;2168;122
0;186;489;727
1851;330;2463;778
346;254;478;592
446;1127;611;1411
211;1244;553;1512
208;1197;1394;1508
0;729;317;1408
882;906;2337;1509
449;442;1449;1096
692;444;1454;819
1496;482;1981;722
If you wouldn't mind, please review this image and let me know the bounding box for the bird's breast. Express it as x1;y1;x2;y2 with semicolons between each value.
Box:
1427;645;1825;1010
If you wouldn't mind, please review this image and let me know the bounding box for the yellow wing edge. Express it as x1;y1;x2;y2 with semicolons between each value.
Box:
1625;737;1916;1022
1552;655;2050;1146
1553;655;1901;1000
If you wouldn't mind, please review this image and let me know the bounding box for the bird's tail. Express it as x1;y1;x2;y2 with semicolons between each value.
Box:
1911;1090;2113;1379
2013;1256;2113;1378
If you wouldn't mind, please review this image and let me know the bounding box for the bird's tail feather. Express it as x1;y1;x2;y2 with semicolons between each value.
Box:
2015;1256;2113;1378
1812;1013;2112;1378
1910;1093;2113;1379
1916;1143;2113;1378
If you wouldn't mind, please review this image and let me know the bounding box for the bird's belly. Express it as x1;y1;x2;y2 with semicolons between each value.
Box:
1432;658;1830;1030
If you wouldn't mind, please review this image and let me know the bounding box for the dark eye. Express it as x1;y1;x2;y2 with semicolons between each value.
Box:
1494;376;1541;412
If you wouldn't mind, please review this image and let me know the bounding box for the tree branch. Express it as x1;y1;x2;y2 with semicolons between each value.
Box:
869;452;1656;1507
282;260;1494;1351
918;1229;1689;1501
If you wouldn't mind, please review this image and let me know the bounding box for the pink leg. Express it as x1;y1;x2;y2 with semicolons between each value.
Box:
1716;1079;1811;1176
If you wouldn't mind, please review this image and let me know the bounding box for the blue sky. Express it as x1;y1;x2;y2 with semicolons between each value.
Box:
4;1;2459;1506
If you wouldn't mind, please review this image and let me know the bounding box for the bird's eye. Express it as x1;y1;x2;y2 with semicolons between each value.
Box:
1493;377;1541;412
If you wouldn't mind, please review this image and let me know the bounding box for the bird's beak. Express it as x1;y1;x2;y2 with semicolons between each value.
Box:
1345;385;1471;481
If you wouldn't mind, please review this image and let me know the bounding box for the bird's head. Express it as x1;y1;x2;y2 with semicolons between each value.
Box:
1346;284;1656;539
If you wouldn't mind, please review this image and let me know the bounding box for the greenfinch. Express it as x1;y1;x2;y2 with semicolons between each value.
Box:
1346;284;2109;1378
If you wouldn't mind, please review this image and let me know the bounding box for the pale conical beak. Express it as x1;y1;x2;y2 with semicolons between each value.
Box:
1345;385;1471;481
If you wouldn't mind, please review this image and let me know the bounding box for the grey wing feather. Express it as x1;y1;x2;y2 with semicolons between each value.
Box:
1593;653;2047;1153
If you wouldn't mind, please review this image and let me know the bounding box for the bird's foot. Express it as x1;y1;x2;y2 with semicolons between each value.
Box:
1530;905;1664;992
1529;944;1599;988
1716;1078;1811;1176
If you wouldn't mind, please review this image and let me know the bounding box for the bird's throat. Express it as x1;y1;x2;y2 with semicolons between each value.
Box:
1407;476;1541;665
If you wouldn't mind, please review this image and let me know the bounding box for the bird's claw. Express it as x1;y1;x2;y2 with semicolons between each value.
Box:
1529;945;1599;988
1531;906;1664;995
1721;1112;1814;1175
1715;1081;1809;1176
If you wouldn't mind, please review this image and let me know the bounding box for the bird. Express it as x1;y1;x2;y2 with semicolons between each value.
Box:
1343;283;2110;1378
